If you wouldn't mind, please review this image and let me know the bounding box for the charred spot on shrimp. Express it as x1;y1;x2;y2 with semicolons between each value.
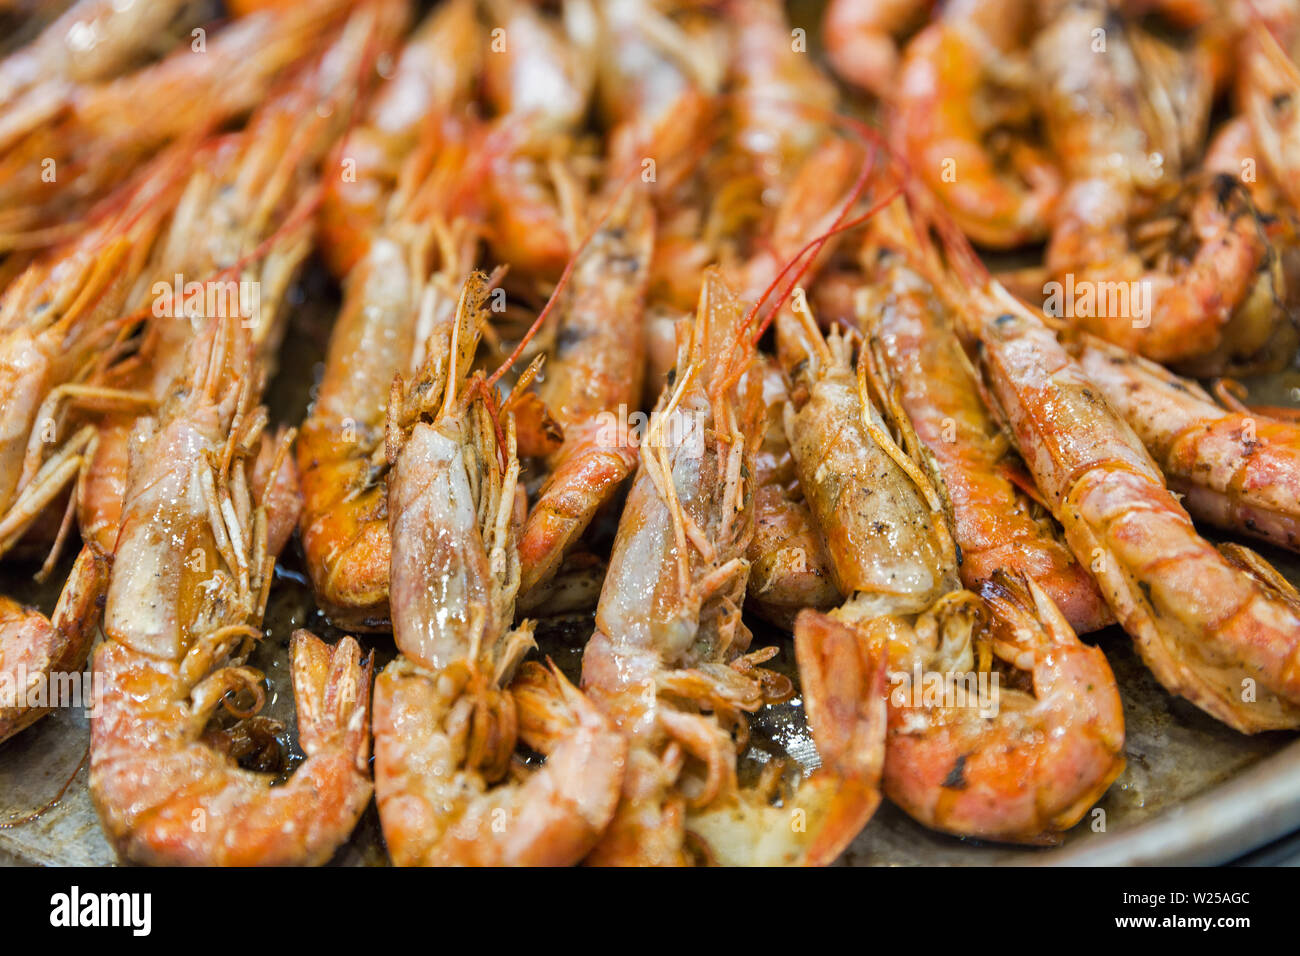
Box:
556;325;589;352
941;754;969;791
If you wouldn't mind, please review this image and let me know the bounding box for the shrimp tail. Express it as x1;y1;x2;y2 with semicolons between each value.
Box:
0;543;110;743
290;629;373;775
790;607;887;866
511;660;628;858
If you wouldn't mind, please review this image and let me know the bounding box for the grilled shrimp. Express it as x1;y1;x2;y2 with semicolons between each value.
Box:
90;316;372;866
372;273;624;866
595;0;725;314
1203;115;1287;216
0;144;191;562
1241;4;1300;211
1045;171;1288;375
779;303;1124;844
299;217;478;630
516;185;654;601
822;0;936;100
77;1;401;560
893;0;1061;248
317;0;483;278
1077;334;1300;554
875;573;1124;844
1035;0;1211;191
0;0;201;106
295;5;483;631
580;268;883;866
927;210;1300;732
729;0;837;194
0;0;362;249
481;0;597;280
596;0;724;198
745;356;840;629
781;310;959;616
1035;0;1286;374
0;544;107;743
863;211;1113;634
739;137;867;626
683;606;888;866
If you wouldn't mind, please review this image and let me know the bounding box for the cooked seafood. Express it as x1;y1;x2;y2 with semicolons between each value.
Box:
516;184;654;601
89;315;369;866
3;0;1300;870
0;145;187;562
582;269;886;866
1076;334;1300;554
0;0;363;250
779;287;1124;844
481;0;596;280
823;0;936;100
80;0;394;558
0;546;106;743
874;573;1125;844
372;273;624;866
892;0;1061;248
745;355;840;629
298;0;484;630
917;199;1300;734
864;203;1113;634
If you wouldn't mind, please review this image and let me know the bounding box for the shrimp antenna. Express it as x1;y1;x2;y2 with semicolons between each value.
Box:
733;103;893;346
714;142;901;399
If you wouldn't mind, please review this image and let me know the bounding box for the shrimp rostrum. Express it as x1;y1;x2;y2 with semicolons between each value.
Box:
372;273;625;867
90;316;373;866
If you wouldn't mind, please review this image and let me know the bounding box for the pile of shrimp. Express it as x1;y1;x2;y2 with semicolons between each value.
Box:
0;0;1297;866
